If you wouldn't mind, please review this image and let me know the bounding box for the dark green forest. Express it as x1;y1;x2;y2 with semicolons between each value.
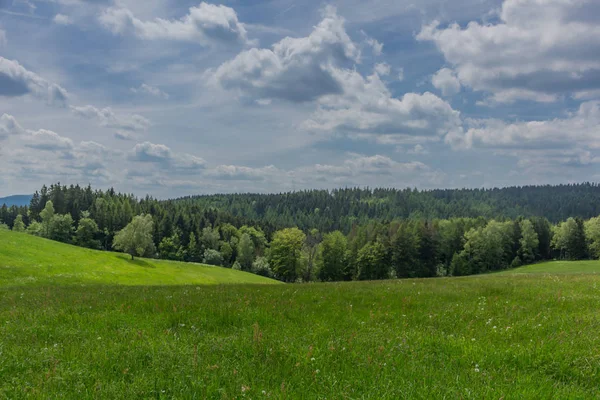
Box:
1;182;600;282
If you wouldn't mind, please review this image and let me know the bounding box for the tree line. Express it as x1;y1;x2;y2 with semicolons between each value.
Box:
1;183;600;282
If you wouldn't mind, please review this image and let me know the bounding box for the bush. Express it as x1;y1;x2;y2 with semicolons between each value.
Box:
252;256;273;278
203;249;224;266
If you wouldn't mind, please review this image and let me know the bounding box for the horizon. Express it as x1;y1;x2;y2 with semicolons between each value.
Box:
2;180;600;202
1;0;600;198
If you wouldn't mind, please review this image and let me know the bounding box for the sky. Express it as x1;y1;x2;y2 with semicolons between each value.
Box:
0;0;599;198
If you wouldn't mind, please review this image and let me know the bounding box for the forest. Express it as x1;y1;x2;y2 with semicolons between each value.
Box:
1;182;600;282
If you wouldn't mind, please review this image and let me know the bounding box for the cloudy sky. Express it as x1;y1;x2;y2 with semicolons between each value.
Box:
1;0;599;198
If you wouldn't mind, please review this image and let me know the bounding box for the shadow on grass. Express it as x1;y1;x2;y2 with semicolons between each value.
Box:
117;255;156;269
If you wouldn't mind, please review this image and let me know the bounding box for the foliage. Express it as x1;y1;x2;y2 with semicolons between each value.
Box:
317;231;348;282
113;214;156;260
269;228;306;282
236;233;255;271
203;249;224;266
12;214;25;232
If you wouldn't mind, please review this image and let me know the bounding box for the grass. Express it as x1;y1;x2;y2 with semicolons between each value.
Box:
1;231;600;398
498;259;600;275
0;230;279;286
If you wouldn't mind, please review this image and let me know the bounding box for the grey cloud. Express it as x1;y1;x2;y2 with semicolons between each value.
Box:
129;141;206;171
0;114;25;140
25;129;74;151
70;105;151;131
211;6;359;103
99;2;249;46
0;57;69;106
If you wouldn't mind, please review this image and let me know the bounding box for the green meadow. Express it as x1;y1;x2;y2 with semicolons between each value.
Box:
1;230;600;398
0;230;279;286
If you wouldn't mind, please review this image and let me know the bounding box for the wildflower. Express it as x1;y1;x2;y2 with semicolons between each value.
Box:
310;357;315;362
262;390;266;395
471;338;476;341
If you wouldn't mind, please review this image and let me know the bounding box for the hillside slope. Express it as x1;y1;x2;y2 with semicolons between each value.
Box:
0;230;280;286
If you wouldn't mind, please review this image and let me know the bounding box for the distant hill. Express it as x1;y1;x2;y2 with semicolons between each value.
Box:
0;194;32;207
0;230;280;287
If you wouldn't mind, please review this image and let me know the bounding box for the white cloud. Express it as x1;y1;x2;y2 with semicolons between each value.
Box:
397;67;404;82
431;68;461;96
211;6;360;103
374;62;391;76
361;31;383;56
25;129;74;151
70;105;151;131
206;164;281;181
99;2;250;46
0;57;68;106
462;101;600;151
53;14;72;25
417;0;600;103
303;69;463;140
0;114;25;140
130;83;169;99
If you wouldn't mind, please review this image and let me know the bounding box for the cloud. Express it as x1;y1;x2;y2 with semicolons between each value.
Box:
211;6;360;103
99;2;250;46
374;62;391;76
397;68;404;82
0;57;68;106
70;105;151;131
462;100;600;151
130;83;169;99
0;114;25;140
128;141;206;171
431;68;461;96
417;0;600;103
294;153;443;187
206;164;281;181
0;28;6;46
361;31;383;56
303;69;463;140
53;14;72;25
24;129;74;151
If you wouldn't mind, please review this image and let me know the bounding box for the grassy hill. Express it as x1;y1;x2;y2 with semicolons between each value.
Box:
1;229;600;398
497;259;600;275
0;230;279;286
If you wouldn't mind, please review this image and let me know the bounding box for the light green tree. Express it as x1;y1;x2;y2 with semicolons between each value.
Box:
237;233;255;271
48;213;74;243
112;214;156;260
317;231;347;282
12;215;26;232
269;228;306;282
40;200;55;238
203;249;223;266
518;219;539;264
585;216;600;259
27;221;43;236
75;211;100;249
